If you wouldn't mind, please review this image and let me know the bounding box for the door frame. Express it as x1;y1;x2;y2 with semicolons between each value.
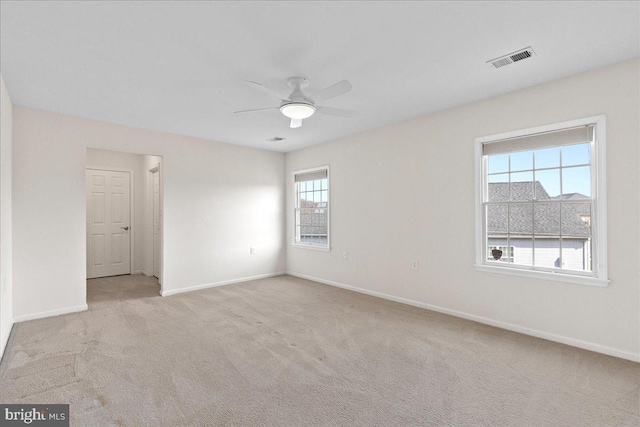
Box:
148;163;163;292
86;166;135;278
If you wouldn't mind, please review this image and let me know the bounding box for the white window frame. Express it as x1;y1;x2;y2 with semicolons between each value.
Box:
292;165;330;251
474;115;609;287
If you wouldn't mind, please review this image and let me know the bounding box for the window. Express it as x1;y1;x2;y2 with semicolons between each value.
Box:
475;116;608;287
293;166;329;250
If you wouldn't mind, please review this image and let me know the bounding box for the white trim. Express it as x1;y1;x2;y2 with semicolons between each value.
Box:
474;115;608;285
292;164;331;251
148;163;164;291
286;272;638;363
1;319;14;360
13;304;88;323
132;270;153;276
161;272;286;297
86;166;135;278
86;166;133;173
291;243;331;252
474;264;610;287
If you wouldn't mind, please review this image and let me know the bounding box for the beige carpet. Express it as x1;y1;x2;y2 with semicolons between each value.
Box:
0;274;638;426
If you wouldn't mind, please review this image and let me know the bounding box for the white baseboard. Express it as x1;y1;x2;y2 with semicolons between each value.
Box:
133;270;152;277
13;304;88;323
1;319;14;361
161;272;286;297
287;271;639;363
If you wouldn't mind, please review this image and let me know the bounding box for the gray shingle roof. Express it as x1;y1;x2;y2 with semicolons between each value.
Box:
487;182;590;237
488;181;550;202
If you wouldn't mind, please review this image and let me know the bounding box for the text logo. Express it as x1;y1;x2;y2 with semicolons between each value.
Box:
0;405;69;426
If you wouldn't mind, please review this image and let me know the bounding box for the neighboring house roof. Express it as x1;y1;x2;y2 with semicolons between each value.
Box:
487;181;591;237
489;181;550;202
552;192;591;200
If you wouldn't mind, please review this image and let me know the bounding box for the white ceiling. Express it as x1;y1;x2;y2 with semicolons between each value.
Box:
1;2;638;152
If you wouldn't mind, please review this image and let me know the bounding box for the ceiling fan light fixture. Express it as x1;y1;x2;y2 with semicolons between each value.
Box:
280;103;316;120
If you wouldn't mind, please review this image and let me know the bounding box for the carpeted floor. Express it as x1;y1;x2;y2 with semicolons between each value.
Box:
0;274;638;426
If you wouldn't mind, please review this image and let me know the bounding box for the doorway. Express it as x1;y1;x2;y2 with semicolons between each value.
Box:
85;148;163;299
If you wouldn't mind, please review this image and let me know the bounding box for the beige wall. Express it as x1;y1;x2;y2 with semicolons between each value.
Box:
0;75;13;356
286;59;640;361
13;109;286;319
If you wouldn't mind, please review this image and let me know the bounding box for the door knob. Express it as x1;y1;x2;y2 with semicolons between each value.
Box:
121;226;129;231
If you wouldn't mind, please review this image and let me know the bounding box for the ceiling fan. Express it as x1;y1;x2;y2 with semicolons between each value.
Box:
234;77;357;128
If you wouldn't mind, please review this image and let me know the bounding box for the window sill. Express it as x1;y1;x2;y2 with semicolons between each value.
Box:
474;264;610;287
292;243;331;252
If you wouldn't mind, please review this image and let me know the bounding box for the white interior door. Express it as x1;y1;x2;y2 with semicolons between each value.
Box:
87;169;131;279
153;170;160;278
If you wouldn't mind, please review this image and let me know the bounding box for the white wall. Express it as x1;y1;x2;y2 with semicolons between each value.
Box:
285;59;640;361
13;109;286;320
0;76;13;356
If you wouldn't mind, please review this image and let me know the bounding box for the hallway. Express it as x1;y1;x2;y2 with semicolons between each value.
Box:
87;274;160;308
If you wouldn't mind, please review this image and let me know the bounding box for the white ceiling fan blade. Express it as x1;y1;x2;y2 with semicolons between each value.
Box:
310;80;352;103
316;106;358;118
233;107;280;114
290;118;302;128
244;80;289;101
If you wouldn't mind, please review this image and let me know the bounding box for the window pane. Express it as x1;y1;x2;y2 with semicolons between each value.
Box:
562;143;590;167
315;180;322;191
510;171;533;201
535;169;560;199
313;213;326;228
562;166;591;198
321;178;328;190
299;212;313;231
488;174;509;202
509;204;533;234
487;204;508;233
511;237;533;266
534;147;560;169
487;242;511;263
321;190;327;203
561;203;591;237
562;237;592;271
488;154;509;174
510;151;533;172
534;238;561;268
534;203;560;234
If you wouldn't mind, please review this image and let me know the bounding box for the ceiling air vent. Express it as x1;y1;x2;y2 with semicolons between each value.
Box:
267;137;286;142
487;47;536;69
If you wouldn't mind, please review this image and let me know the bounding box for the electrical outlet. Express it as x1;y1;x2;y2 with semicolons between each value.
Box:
411;260;418;270
343;252;348;259
250;247;255;255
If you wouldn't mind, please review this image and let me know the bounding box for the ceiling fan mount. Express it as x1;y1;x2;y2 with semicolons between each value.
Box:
286;76;309;90
235;76;357;129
